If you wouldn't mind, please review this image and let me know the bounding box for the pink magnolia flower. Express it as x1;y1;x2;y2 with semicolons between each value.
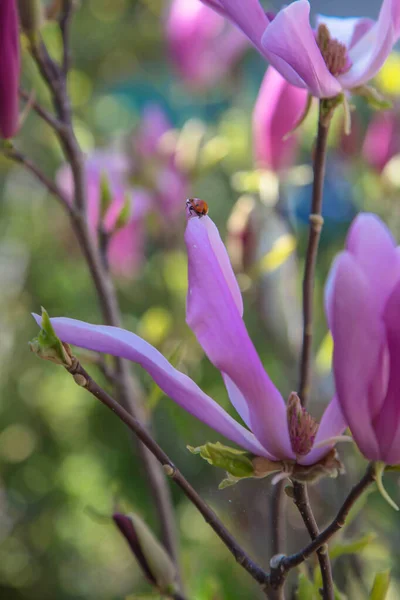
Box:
362;111;400;172
326;213;400;464
0;0;20;138
34;213;346;469
253;66;308;171
200;0;400;98
57;151;151;278
166;0;248;89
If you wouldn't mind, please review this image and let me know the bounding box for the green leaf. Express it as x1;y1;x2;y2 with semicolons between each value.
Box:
187;442;254;479
99;172;113;218
330;533;376;560
29;307;71;366
296;572;317;600
369;570;391;599
374;461;399;511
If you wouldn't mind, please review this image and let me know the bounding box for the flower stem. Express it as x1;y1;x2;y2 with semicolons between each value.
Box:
299;104;330;407
270;480;286;557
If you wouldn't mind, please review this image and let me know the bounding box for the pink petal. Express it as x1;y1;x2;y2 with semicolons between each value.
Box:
374;281;400;464
107;218;145;278
0;0;20;138
315;15;374;49
339;0;400;89
300;396;347;466
222;374;251;428
185;216;292;460
331;252;383;460
33;315;268;457
201;0;270;56
261;0;342;98
346;213;400;315
253;66;308;171
362;111;399;172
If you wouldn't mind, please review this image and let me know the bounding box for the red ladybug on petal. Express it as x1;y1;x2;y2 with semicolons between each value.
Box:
186;198;209;218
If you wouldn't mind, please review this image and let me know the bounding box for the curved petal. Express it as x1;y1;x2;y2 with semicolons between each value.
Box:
253;66;308;171
374;280;400;463
222;374;251;428
315;15;374;49
185;216;292;460
261;0;342;98
324;252;342;330
339;0;400;89
346;213;400;314
33;315;269;458
330;252;383;460
215;0;270;55
300;396;347;465
362;112;398;172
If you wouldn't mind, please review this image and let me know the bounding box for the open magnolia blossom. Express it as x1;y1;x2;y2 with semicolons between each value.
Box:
200;0;400;99
33;211;348;484
327;214;400;466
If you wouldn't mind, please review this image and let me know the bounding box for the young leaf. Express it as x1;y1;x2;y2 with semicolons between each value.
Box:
369;570;391;600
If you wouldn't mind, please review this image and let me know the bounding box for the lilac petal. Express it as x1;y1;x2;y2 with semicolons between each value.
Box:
33;315;269;458
362;111;398;172
261;0;342;98
201;0;270;56
331;253;382;460
346;213;400;314
0;0;20;138
315;15;374;49
253;66;308;172
324;253;342;331
185;217;292;460
300;396;347;466
339;0;400;89
374;281;400;464
222;374;251;428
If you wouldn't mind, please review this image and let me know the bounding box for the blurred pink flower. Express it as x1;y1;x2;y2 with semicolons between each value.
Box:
326;213;400;463
253;66;308;171
362;111;400;171
57;150;151;278
0;0;20;138
35;213;347;467
200;0;400;98
166;0;247;89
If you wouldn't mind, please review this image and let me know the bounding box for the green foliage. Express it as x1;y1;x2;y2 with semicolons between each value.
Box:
369;570;391;599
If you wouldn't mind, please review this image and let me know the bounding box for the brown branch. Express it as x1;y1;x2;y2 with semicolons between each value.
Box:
270;480;286;557
292;483;334;600
25;31;181;580
19;88;64;131
298;107;330;407
59;0;74;75
65;357;270;588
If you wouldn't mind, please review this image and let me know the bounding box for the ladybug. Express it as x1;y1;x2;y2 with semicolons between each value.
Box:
186;197;209;218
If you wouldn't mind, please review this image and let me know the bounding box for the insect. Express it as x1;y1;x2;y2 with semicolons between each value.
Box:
186;197;209;218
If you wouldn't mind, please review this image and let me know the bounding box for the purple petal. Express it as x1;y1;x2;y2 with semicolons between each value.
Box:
201;0;270;56
185;216;292;460
300;396;347;466
33;315;268;457
374;281;400;463
346;213;400;314
222;374;251;428
253;66;308;171
339;0;400;89
324;253;342;331
0;0;20;138
261;0;342;98
362;111;398;172
315;15;374;49
330;253;382;460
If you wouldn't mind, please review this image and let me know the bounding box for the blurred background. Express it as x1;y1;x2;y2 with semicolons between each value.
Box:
1;0;400;598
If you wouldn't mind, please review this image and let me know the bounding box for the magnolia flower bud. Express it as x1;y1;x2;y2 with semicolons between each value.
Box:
287;392;319;456
113;512;178;594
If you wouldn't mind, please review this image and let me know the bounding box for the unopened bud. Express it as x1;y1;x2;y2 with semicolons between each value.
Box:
115;193;131;230
30;308;72;366
99;172;113;219
113;512;178;594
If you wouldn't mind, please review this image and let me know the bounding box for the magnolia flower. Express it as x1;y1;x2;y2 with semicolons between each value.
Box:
362;111;400;172
200;0;400;98
34;211;347;476
253;66;307;171
57;151;151;277
0;0;20;138
166;0;247;89
326;213;400;464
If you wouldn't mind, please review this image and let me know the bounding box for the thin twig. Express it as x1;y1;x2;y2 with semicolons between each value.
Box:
65;357;270;588
298;106;330;407
19;88;64;131
59;0;74;75
282;465;375;571
292;483;334;600
26;31;181;579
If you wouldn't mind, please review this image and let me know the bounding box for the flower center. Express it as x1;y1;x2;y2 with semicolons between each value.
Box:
316;24;352;76
287;392;319;456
